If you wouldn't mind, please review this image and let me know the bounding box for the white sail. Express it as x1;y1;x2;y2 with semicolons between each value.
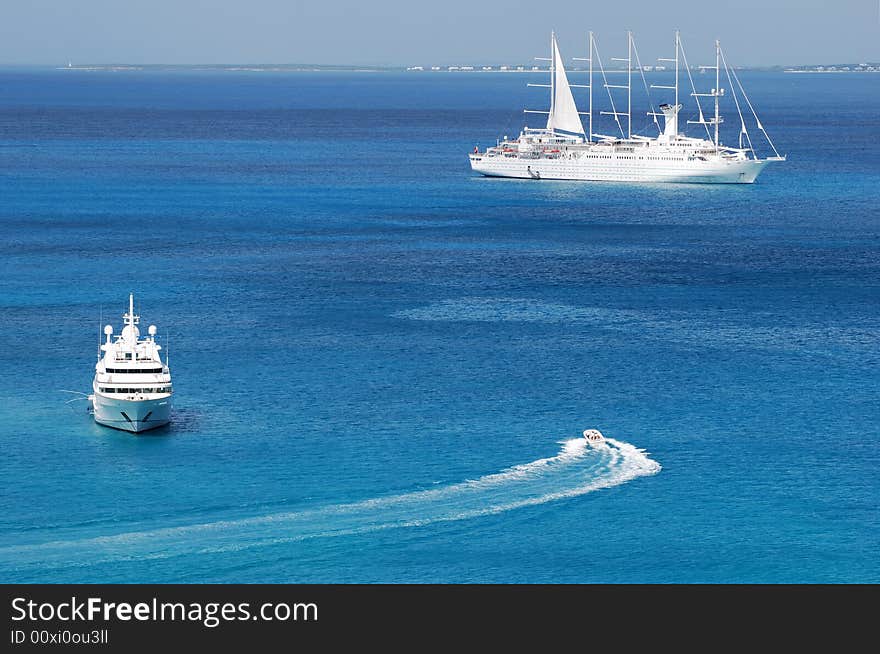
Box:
547;34;585;139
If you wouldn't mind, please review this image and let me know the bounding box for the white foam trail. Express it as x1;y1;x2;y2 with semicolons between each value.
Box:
0;438;660;571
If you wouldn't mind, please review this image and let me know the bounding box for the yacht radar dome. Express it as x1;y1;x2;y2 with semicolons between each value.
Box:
104;325;113;335
148;325;157;336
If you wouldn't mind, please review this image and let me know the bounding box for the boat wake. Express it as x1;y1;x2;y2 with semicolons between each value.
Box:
0;438;660;572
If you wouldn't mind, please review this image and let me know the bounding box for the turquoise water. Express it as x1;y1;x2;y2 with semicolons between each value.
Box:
0;69;877;582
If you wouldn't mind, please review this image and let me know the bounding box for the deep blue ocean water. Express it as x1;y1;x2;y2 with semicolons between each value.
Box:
0;68;877;583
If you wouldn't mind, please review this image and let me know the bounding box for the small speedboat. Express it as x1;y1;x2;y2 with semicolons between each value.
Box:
583;429;605;444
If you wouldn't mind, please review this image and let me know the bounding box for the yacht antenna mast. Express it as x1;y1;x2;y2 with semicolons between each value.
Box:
127;293;139;354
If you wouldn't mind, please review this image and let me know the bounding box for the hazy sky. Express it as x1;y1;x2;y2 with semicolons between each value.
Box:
0;1;877;66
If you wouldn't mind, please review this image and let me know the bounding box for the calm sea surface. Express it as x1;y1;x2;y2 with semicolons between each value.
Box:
0;68;877;582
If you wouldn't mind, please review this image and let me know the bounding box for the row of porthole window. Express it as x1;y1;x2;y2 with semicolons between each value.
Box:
99;387;172;394
104;367;164;374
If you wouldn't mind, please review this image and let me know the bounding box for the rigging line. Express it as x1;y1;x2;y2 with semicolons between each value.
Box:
592;37;626;139
719;47;756;157
677;35;713;142
631;36;661;135
726;55;783;158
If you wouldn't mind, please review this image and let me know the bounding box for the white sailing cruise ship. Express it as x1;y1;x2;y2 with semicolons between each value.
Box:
469;31;784;183
90;294;172;433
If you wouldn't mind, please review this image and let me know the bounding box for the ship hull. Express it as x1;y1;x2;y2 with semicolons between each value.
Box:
469;154;769;184
92;393;171;433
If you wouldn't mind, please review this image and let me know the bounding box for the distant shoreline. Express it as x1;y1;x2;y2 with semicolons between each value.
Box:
783;69;879;73
51;66;396;73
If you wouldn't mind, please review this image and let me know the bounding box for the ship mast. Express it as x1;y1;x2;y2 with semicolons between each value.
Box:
550;32;556;120
589;32;593;141
596;35;626;139
688;37;724;149
714;39;721;147
573;32;594;142
675;31;679;109
651;30;680;137
628;31;632;139
524;35;554;126
609;32;633;138
720;43;786;160
651;30;681;111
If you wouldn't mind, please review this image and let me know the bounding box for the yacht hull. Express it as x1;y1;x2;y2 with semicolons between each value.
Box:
469;154;769;184
92;393;171;433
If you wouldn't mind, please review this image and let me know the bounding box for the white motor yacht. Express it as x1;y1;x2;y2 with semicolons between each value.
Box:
90;294;172;433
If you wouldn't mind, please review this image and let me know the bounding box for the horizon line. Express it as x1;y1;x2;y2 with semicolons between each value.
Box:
1;60;877;70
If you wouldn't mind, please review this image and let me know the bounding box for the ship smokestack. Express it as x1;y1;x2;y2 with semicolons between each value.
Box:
659;103;681;138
